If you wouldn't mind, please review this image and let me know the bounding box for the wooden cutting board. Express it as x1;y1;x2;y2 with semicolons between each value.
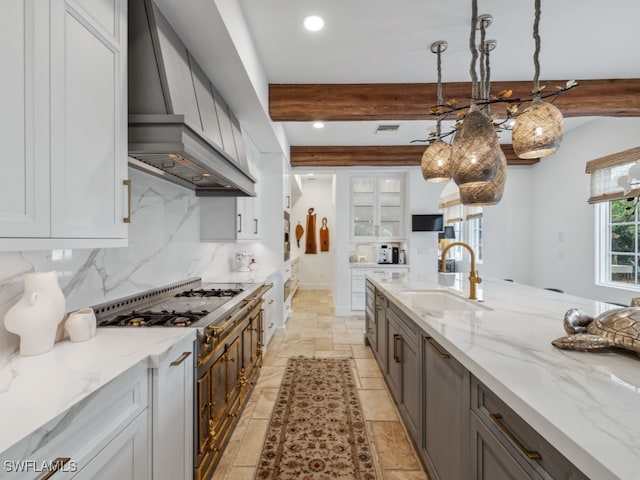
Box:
319;217;329;252
305;208;317;254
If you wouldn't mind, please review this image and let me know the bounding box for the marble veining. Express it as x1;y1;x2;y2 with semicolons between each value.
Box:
0;169;272;357
368;272;640;480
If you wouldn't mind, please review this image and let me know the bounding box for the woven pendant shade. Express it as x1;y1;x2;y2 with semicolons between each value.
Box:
422;140;452;182
451;109;501;187
512;99;563;159
460;148;507;206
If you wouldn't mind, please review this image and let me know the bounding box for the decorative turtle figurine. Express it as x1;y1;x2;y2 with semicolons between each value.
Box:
552;307;640;355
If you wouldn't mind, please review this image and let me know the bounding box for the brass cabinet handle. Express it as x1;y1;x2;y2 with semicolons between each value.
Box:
37;458;71;479
424;335;450;359
123;179;132;223
393;334;402;363
489;413;542;460
238;213;242;233
254;218;258;234
170;351;192;367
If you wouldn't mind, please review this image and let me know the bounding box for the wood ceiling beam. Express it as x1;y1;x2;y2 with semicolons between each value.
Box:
290;144;538;168
270;79;640;121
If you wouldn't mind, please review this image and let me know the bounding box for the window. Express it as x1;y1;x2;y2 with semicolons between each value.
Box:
587;147;640;289
439;183;483;263
598;198;640;287
467;217;483;262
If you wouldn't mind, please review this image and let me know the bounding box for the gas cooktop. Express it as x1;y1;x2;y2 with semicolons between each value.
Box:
94;279;249;329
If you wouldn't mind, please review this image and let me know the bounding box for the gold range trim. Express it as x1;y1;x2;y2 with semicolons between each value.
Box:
196;354;262;480
198;284;272;367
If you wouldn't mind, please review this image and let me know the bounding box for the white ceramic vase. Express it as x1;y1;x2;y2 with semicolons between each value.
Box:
4;271;66;356
65;308;97;342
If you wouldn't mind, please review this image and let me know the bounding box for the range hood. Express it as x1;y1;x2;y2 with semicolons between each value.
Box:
128;0;255;196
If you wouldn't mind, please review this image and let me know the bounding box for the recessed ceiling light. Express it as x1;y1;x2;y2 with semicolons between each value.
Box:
303;15;324;32
313;122;325;129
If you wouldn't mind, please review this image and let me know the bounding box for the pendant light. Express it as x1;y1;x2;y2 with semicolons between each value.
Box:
421;41;452;183
451;0;501;188
459;28;506;206
512;0;563;159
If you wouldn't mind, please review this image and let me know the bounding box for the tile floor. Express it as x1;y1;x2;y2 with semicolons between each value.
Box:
214;290;430;480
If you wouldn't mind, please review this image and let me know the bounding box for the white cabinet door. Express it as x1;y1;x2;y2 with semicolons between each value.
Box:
201;133;261;242
263;284;277;348
237;136;261;240
351;174;405;241
152;336;194;480
0;0;50;237
50;0;127;238
73;412;150;480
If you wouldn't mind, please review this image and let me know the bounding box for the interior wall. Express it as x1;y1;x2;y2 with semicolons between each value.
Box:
530;117;640;305
482;166;534;284
406;167;443;281
291;176;335;290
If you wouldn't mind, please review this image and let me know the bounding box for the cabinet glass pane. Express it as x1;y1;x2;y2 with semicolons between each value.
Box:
379;178;401;193
379;193;401;207
353;193;375;208
353;178;375;193
354;221;375;237
380;206;401;222
354;205;374;222
380;221;402;237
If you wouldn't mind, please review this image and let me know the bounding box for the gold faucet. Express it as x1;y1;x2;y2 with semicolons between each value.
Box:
441;241;482;300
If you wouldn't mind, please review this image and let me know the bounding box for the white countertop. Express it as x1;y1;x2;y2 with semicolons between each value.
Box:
0;328;196;455
368;272;640;480
350;262;409;268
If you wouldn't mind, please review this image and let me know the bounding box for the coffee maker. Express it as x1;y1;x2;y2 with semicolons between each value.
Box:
377;245;393;264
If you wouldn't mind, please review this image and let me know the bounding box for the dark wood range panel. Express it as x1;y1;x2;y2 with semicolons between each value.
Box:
195;287;268;480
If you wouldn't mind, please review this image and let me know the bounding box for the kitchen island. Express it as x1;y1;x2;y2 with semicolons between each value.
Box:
367;272;640;480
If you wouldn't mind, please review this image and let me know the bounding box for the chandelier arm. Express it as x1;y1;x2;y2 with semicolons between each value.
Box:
469;0;479;103
485;45;491;114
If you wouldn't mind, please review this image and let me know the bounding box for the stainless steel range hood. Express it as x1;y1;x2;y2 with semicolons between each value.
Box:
128;0;255;196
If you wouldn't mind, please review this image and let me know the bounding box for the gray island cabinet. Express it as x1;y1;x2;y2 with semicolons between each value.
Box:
365;279;588;480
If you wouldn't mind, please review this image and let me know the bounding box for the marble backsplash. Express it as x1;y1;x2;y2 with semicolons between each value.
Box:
0;169;273;355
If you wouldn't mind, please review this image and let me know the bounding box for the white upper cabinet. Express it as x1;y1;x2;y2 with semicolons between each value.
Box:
351;174;405;241
0;0;50;237
0;0;129;249
200;131;261;241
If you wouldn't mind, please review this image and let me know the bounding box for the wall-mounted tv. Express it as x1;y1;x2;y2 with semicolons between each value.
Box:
411;214;444;232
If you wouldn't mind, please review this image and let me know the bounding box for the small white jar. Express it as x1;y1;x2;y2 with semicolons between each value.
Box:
65;308;97;342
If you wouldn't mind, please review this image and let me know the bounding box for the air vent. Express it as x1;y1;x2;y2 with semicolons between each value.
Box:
375;124;400;134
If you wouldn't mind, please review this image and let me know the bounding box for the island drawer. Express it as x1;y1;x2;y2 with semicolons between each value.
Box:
471;377;588;480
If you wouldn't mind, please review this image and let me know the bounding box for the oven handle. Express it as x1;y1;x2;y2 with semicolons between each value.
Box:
205;296;260;338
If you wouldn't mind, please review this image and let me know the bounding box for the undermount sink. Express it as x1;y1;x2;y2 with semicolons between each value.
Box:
401;290;491;312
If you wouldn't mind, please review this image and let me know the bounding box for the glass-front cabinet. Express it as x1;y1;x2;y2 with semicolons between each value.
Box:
351;174;405;240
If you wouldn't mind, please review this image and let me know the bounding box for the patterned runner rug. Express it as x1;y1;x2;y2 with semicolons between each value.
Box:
255;357;377;479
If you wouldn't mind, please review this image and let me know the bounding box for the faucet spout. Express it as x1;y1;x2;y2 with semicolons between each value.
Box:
440;241;482;300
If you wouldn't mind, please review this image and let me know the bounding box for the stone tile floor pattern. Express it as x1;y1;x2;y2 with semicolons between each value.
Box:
214;290;430;480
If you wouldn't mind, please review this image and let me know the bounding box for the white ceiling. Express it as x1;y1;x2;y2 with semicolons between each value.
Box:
154;0;640;152
235;0;640;148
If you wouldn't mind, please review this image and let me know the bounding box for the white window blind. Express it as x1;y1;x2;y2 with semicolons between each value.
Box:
465;205;483;220
586;146;640;204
